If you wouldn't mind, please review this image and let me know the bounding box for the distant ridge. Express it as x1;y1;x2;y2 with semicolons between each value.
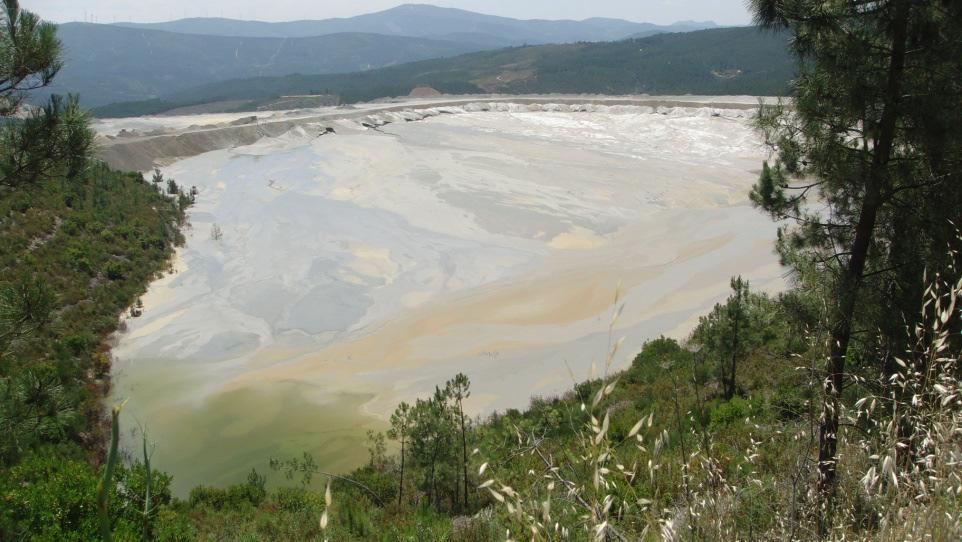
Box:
112;4;718;44
43;5;725;108
93;27;794;118
40;24;486;107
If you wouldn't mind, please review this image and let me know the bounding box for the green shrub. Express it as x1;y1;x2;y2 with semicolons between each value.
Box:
11;195;30;214
339;499;375;538
709;396;753;428
60;219;79;235
0;451;141;541
188;486;232;510
66;246;92;273
771;383;809;421
628;336;689;383
103;260;125;280
120;461;174;510
732;478;778;536
152;506;195;542
186;469;268;511
271;486;321;514
347;465;397;507
241;468;267;506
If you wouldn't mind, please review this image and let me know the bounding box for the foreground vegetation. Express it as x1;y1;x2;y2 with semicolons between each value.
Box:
2;0;961;540
0;117;192;538
66;272;953;541
0;2;191;538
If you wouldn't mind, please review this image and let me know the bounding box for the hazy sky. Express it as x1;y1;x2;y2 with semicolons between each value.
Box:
23;1;754;26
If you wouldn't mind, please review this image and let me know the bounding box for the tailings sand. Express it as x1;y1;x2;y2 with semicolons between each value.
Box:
110;103;784;495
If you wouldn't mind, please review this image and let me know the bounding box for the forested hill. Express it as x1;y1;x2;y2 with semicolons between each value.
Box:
111;4;717;43
94;27;794;118
44;5;722;109
37;24;489;107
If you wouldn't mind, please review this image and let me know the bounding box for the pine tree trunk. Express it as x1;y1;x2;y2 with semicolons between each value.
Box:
459;399;468;512
728;289;742;400
429;441;440;508
453;471;459;511
428;458;436;508
817;0;910;496
397;438;405;506
819;192;879;492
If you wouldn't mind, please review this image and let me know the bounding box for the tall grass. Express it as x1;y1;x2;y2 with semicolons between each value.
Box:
479;258;961;541
97;401;124;542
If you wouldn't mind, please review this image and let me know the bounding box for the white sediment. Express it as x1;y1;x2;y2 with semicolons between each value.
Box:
93;94;774;171
108;97;784;495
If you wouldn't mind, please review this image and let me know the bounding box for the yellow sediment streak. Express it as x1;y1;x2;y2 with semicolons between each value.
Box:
223;231;739;415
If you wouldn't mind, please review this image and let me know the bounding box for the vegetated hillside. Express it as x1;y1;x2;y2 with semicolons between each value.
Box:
92;276;962;540
113;4;717;45
93;27;795;118
0;165;194;538
627;19;721;38
37;23;488;107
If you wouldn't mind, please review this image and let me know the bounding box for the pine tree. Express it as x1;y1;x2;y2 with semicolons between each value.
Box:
445;373;471;511
724;277;748;400
0;0;61;114
387;401;413;506
748;0;962;494
691;277;754;401
0;0;93;189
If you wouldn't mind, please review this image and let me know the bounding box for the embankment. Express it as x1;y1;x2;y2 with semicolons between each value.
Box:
96;95;770;171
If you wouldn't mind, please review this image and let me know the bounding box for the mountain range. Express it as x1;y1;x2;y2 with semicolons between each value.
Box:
93;27;795;118
41;24;482;107
38;4;721;108
112;4;718;45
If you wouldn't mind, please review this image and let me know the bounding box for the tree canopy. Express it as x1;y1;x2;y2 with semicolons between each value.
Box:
0;0;92;190
749;0;962;493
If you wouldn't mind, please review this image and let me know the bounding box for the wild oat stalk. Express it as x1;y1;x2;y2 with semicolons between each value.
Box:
142;430;154;542
479;240;962;540
480;284;658;541
97;400;125;542
851;254;962;540
320;479;332;541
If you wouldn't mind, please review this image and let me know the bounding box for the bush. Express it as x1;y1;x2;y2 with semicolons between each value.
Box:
153;506;195;542
188;486;232;510
104;260;125;280
771;383;809;421
338;499;375;538
709;396;753;428
188;469;268;511
347;465;397;507
272;486;320;514
241;468;268;506
66;246;91;273
120;461;174;513
628;336;688;383
0;451;140;541
732;478;778;535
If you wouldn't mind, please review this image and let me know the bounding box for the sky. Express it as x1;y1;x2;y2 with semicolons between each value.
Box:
23;1;753;26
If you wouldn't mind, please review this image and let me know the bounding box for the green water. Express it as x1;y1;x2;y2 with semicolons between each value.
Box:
110;359;385;497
